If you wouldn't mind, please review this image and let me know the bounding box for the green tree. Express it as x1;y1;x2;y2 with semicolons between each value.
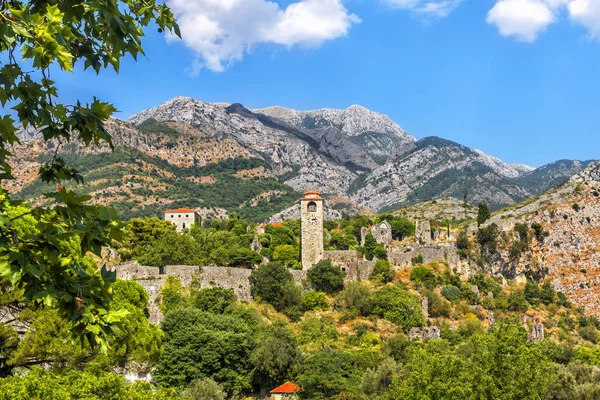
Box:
477;203;491;226
154;308;257;396
272;245;300;268
192;287;237;315
371;259;394;283
297;349;380;400
250;321;300;392
540;282;556;306
307;260;345;294
137;231;203;268
409;266;437;290
0;0;178;346
456;230;471;259
390;218;415;240
524;280;541;306
362;232;386;261
250;262;301;316
180;378;226;400
477;223;501;252
120;217;176;261
374;285;425;331
508;291;530;313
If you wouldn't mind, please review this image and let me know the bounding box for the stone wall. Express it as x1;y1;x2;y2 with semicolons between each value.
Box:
388;243;460;270
197;267;253;302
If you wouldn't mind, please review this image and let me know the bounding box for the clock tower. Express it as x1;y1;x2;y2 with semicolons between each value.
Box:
301;190;324;271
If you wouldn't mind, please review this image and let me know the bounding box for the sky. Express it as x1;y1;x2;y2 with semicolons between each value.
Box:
50;0;600;168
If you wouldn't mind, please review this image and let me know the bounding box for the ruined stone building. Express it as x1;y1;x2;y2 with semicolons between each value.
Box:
361;220;393;247
164;208;200;232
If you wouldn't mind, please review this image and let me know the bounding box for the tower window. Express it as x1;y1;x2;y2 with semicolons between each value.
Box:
307;201;317;212
182;222;186;229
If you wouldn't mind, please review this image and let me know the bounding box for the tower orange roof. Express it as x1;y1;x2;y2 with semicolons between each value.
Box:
270;382;300;393
165;208;197;213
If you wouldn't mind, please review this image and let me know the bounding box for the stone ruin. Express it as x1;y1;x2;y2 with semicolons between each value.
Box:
360;221;393;247
421;296;429;320
409;326;441;341
416;220;433;244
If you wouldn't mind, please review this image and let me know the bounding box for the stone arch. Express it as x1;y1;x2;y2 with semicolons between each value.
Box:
307;201;317;212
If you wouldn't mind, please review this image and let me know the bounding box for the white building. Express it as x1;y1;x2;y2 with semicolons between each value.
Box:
164;208;200;232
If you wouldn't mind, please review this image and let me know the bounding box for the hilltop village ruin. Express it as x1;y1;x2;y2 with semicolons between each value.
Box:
115;190;463;324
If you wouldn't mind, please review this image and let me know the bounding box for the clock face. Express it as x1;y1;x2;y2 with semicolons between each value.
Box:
308;215;318;225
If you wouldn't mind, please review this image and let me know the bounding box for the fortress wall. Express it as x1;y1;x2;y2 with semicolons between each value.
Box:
163;265;200;288
114;262;160;280
197;267;253;302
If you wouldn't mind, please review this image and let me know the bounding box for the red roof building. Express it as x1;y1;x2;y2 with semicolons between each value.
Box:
270;382;300;399
165;208;197;214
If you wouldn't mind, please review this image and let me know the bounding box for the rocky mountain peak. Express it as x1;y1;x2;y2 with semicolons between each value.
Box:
570;161;600;183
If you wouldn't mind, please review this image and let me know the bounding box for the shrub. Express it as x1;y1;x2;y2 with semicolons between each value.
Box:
301;291;329;312
441;285;461;303
339;281;375;317
458;317;485;338
507;292;529;313
411;254;424;265
460;285;479;305
181;378;226;400
308;260;346;294
476;223;501;252
409;266;436;290
557;292;572;308
298;316;339;347
373;285;425;331
370;260;394;283
514;223;529;244
579;326;599;344
524;280;541;306
493;291;509;311
509;240;525;261
425;290;452;318
468;273;502;297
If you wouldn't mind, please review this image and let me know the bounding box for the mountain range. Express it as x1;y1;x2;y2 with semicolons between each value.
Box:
11;96;595;220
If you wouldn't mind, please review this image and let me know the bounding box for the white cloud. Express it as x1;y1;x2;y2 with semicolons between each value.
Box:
486;0;559;42
383;0;465;18
167;0;360;73
487;0;600;42
568;0;600;38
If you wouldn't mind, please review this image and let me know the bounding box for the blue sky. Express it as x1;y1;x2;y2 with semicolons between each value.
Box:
52;0;600;168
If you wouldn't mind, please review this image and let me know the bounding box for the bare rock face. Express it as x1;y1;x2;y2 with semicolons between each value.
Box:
570;161;600;183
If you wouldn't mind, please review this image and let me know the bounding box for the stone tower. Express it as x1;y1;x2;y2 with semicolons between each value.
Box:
301;190;324;270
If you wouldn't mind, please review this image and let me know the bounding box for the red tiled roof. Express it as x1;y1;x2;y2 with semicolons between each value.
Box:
270;382;300;393
304;189;321;195
165;208;196;213
270;223;284;227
